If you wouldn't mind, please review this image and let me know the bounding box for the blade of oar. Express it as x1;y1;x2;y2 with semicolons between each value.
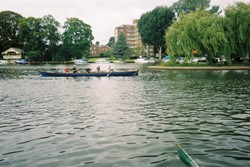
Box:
176;144;199;167
107;71;112;76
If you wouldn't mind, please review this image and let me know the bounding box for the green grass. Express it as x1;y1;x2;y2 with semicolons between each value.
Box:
157;61;250;67
87;57;135;63
125;59;135;63
158;61;210;66
87;58;104;63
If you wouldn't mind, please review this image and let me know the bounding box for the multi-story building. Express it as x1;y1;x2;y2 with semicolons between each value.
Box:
90;44;112;57
114;19;154;56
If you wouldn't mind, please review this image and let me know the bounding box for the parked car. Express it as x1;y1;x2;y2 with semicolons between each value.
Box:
134;56;155;63
192;57;206;63
177;57;184;63
163;55;170;62
213;57;226;64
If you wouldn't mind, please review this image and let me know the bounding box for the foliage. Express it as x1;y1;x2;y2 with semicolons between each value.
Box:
28;50;42;61
55;45;71;61
113;32;131;59
224;2;250;63
87;57;103;63
18;15;61;62
95;41;100;46
109;56;117;61
0;11;23;55
1;11;94;62
61;17;94;60
166;10;230;64
133;46;145;56
124;59;135;63
41;15;61;61
19;17;47;61
107;36;115;48
209;5;221;14
172;0;220;15
100;49;112;57
138;6;175;59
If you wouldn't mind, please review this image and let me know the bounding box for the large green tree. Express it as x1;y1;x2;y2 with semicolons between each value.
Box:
19;17;47;61
19;15;61;62
113;32;131;59
224;2;250;63
41;15;61;61
107;36;115;48
138;6;175;59
166;10;230;64
61;17;93;60
172;0;220;15
0;11;23;54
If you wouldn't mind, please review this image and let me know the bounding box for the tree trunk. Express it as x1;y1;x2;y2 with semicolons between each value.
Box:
157;46;162;60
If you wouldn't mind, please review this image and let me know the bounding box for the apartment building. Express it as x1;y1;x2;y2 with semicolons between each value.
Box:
114;19;154;56
90;44;112;57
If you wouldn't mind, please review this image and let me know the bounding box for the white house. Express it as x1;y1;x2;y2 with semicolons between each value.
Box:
2;48;22;64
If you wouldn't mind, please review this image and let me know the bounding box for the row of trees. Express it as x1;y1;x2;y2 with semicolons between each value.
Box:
0;11;93;61
137;0;249;64
98;34;132;60
166;2;249;64
1;0;249;64
0;10;131;62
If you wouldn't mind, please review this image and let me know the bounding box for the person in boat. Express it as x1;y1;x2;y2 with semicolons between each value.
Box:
85;68;91;73
96;66;100;72
65;66;69;73
107;65;113;73
73;65;77;73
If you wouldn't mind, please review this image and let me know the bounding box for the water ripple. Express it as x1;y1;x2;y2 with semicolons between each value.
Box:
0;67;250;166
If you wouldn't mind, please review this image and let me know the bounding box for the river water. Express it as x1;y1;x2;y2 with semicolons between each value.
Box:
0;64;250;167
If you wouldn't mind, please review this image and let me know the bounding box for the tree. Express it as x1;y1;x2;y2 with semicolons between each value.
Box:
61;17;94;60
100;50;112;57
166;10;230;64
107;36;115;48
95;41;100;46
224;2;250;63
41;15;61;61
113;32;131;59
19;15;61;62
138;6;175;59
19;17;47;61
0;11;23;55
133;46;145;56
172;0;220;16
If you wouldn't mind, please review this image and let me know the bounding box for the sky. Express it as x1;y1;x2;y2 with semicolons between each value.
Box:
1;0;249;45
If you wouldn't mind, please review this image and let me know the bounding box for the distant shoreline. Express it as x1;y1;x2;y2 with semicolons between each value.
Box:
148;66;250;70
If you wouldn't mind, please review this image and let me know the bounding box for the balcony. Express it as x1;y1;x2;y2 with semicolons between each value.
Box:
3;55;21;60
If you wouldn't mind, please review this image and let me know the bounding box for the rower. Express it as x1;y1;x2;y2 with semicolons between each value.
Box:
85;68;91;73
73;65;77;73
96;66;100;72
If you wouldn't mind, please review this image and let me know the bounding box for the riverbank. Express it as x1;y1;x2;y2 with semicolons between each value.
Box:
148;66;250;70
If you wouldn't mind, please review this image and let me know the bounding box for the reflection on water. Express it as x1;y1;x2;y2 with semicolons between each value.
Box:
0;65;250;167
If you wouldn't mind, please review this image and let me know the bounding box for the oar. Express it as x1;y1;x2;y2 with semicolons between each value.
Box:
176;144;199;167
107;71;112;76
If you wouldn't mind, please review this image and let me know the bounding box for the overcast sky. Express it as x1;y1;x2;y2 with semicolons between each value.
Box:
1;0;249;44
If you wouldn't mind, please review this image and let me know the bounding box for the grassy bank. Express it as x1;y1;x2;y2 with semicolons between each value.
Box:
148;66;250;70
149;60;250;70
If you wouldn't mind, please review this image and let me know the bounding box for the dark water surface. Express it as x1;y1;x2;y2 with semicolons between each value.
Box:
0;64;250;167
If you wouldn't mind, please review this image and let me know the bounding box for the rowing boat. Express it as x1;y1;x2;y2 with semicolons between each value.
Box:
39;70;139;77
176;144;199;167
